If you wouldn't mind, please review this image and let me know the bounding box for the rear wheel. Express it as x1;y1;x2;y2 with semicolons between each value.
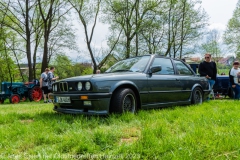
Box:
10;94;20;104
28;86;43;102
110;88;137;114
191;87;203;104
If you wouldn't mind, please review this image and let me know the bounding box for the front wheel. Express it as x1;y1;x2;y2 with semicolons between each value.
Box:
10;94;20;104
191;87;203;104
110;88;137;114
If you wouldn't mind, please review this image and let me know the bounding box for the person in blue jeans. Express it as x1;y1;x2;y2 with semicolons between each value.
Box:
198;53;217;100
229;61;240;99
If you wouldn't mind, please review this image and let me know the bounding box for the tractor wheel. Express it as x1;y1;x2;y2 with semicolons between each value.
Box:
28;86;43;102
0;99;4;104
10;94;20;104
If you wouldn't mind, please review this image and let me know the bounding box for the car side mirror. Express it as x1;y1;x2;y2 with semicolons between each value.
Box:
150;65;162;74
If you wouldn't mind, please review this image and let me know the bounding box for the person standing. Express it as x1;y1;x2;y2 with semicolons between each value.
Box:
39;68;50;103
198;53;217;99
229;61;240;99
48;66;59;102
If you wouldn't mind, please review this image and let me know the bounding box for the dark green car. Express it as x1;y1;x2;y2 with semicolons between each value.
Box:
50;55;210;115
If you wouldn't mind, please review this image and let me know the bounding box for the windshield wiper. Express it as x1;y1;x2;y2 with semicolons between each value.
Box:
111;69;133;73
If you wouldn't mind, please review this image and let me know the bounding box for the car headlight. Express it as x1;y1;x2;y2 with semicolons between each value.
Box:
78;82;83;90
85;82;91;90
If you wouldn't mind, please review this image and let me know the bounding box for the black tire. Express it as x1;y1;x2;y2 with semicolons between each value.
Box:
191;87;203;104
110;88;137;114
10;94;20;104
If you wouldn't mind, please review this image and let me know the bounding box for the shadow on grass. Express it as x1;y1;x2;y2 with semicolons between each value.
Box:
32;99;224;125
32;104;184;126
33;110;113;125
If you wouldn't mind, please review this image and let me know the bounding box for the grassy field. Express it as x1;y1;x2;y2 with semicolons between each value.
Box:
0;100;239;160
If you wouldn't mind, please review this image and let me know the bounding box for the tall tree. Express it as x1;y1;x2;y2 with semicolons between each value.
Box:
223;0;240;58
37;0;71;73
44;18;78;65
164;0;208;58
104;0;163;58
201;29;223;64
0;0;26;81
68;0;101;73
0;0;39;80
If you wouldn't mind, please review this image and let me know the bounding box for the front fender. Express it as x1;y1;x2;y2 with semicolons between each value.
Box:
110;80;139;93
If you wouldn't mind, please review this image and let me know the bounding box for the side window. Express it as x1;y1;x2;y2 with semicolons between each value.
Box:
151;58;174;75
174;60;193;75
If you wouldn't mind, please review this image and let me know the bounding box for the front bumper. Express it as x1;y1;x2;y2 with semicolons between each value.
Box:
50;93;112;115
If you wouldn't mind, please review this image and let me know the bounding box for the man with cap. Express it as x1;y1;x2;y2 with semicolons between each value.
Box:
229;61;240;99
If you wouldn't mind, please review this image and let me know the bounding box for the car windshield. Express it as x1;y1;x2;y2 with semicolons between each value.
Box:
105;56;150;73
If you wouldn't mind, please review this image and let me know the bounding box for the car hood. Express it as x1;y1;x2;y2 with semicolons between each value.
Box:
58;72;144;82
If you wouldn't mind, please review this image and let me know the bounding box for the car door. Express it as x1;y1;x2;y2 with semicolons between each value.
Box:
173;60;196;101
147;57;182;106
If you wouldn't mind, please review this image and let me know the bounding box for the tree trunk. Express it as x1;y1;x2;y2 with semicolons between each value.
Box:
41;28;49;73
87;42;97;73
26;0;33;81
179;0;186;59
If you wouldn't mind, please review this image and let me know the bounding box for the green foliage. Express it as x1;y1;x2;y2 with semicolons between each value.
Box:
81;67;93;75
201;33;222;56
51;54;93;79
0;100;240;159
104;0;208;59
52;54;74;78
223;0;240;58
0;52;18;82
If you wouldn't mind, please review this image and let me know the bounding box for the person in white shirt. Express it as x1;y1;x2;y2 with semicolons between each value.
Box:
40;68;50;103
48;66;59;102
229;61;240;99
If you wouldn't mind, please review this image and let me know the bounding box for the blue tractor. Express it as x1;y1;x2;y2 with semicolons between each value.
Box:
0;80;43;104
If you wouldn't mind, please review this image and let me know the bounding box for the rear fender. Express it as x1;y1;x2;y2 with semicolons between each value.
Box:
190;84;203;100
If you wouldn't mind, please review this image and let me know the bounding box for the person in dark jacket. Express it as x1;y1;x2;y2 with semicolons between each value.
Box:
229;61;240;99
198;53;217;99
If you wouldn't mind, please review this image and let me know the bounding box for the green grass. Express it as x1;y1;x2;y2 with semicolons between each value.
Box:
0;100;240;159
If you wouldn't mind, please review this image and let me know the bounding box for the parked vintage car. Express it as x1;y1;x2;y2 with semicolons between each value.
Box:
50;55;211;115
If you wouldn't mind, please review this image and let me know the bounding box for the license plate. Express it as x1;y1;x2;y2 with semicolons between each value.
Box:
57;96;70;103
